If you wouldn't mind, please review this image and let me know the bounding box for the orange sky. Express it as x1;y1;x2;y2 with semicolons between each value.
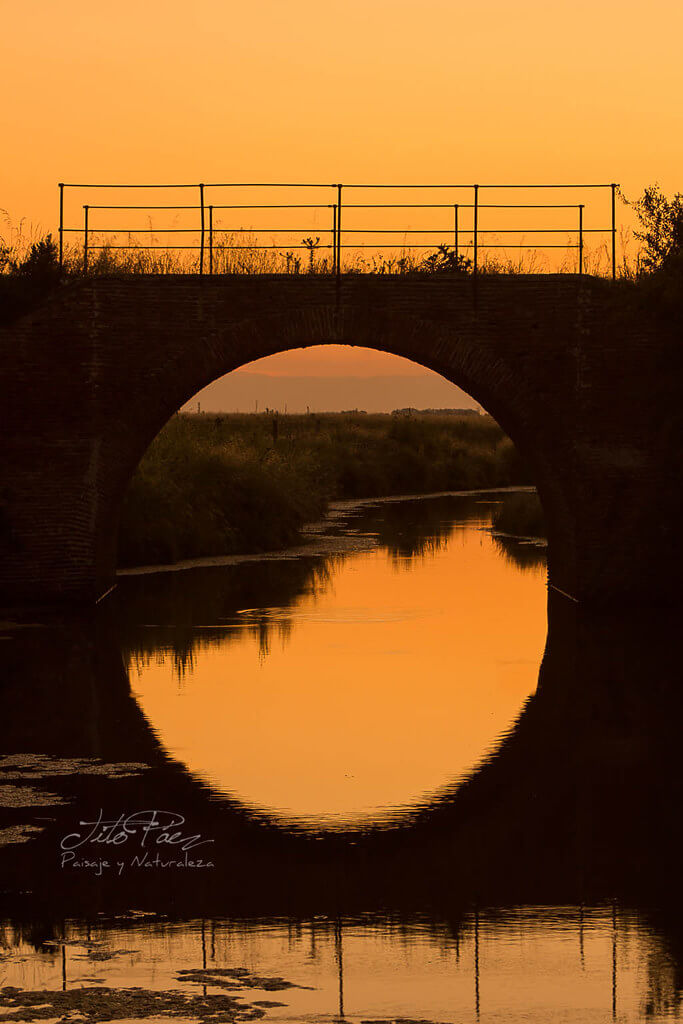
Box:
3;0;683;376
236;346;431;377
4;0;682;221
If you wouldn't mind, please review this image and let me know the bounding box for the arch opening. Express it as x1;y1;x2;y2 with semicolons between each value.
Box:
114;343;547;572
113;333;551;831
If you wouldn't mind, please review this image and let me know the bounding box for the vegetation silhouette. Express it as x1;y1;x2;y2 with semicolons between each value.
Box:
119;413;533;568
118;555;335;676
618;184;683;326
630;184;683;273
491;533;546;571
0;229;60;322
491;491;546;539
420;244;472;274
118;494;518;672
342;493;496;565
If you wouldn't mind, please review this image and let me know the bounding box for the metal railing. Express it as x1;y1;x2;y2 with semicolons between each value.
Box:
57;181;620;278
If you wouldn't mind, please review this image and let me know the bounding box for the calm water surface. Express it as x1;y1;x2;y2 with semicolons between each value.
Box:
124;494;547;828
2;493;683;1023
2;907;678;1024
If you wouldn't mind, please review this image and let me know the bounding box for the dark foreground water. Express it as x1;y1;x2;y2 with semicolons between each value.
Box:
2;493;683;1023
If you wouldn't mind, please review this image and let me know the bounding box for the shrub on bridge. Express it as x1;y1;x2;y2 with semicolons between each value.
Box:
0;233;61;324
631;185;683;274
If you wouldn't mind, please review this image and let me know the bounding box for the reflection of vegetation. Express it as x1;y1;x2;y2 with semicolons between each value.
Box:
119;556;335;677
119;413;532;567
644;940;682;1019
492;535;546;572
350;494;493;565
490;491;547;571
119;493;541;675
492;491;546;539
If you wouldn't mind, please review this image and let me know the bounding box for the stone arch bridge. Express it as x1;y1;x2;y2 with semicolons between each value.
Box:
1;274;680;607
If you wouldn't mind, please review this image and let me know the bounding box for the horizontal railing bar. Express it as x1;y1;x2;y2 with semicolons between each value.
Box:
342;203;583;209
463;243;581;249
211;203;457;210
341;183;615;189
79;202;591;211
335;243;581;249
61;181;617;190
280;228;588;235
84;245;203;249
73;227;336;234
62;182;337;189
85;204;336;211
65;226;612;235
85;205;210;211
201;183;338;188
481;183;618;189
63;184;202;189
84;244;335;251
209;202;586;210
82;242;579;252
77;228;208;234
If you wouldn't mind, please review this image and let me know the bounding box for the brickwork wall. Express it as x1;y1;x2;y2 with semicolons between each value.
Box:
1;274;680;606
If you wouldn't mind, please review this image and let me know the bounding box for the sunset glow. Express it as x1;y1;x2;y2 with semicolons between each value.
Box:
4;0;682;228
4;3;683;1019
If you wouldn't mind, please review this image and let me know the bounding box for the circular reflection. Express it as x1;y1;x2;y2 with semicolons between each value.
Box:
127;500;547;829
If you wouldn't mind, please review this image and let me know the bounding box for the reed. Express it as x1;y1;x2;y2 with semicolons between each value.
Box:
1;214;639;281
118;412;534;566
491;491;546;539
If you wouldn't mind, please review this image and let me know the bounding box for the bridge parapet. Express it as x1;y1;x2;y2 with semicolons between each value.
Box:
56;181;620;279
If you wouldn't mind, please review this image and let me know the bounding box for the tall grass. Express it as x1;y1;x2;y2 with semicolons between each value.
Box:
59;235;634;277
492;491;546;538
1;212;639;281
118;415;327;566
118;412;533;566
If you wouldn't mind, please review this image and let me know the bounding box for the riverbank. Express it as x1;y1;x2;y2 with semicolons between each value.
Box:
118;486;535;576
118;412;537;567
491;491;546;540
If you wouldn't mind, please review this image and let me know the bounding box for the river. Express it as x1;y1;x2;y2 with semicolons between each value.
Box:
1;492;682;1022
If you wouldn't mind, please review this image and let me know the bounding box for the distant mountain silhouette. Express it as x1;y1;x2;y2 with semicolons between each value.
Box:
183;372;478;414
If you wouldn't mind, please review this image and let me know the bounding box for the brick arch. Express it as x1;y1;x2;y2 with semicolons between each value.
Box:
104;301;571;596
9;272;669;606
122;304;542;467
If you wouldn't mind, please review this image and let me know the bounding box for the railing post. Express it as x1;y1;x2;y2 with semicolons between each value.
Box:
58;183;64;269
83;205;89;273
611;182;617;280
454;203;459;260
208;205;213;275
199;183;205;276
336;184;343;283
332;203;337;275
473;184;479;276
578;204;584;276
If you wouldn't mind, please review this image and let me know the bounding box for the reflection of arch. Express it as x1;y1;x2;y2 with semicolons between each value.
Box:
3;595;683;925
